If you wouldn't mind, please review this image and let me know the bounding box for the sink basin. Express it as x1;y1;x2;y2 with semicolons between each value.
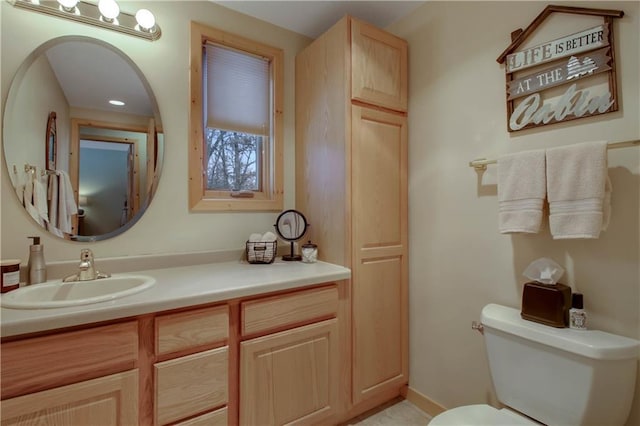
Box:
0;274;155;309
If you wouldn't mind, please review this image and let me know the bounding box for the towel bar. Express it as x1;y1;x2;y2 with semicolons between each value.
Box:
24;164;56;176
469;139;640;171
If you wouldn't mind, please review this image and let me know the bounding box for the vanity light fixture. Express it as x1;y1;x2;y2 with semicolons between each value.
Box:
56;0;78;13
135;8;155;32
10;0;161;41
97;0;118;22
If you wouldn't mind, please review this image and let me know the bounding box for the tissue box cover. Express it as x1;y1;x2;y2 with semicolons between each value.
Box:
521;282;571;328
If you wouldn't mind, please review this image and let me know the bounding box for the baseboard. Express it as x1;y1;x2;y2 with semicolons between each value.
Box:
340;386;405;423
404;386;447;418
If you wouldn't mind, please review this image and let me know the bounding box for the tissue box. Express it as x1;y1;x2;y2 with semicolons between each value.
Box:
521;282;571;328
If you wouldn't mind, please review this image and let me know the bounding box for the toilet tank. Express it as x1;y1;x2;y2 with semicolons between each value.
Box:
481;304;639;426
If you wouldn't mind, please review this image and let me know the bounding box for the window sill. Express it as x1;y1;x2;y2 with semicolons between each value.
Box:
189;196;283;212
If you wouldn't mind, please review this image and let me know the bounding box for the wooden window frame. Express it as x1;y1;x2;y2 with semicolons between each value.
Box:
189;22;284;212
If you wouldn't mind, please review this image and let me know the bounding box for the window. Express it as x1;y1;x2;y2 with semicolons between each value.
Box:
189;22;283;211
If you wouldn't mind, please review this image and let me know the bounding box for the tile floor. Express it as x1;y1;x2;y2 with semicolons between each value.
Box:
344;398;432;425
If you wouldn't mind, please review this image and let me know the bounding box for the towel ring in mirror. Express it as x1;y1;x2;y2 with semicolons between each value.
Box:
274;209;308;261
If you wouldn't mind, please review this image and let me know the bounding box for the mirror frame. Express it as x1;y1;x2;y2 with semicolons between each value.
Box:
45;111;57;170
2;35;164;242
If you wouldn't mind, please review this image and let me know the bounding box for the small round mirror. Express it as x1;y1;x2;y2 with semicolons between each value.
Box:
274;209;308;261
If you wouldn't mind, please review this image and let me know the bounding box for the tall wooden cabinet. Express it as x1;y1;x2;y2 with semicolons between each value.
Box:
296;15;408;417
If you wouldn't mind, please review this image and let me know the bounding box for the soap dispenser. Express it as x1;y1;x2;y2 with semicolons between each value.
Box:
27;236;46;285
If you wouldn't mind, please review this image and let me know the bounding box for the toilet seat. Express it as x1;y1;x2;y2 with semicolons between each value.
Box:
429;404;537;425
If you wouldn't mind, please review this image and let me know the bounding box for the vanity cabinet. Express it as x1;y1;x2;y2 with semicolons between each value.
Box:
0;280;348;425
0;322;139;425
296;15;408;417
239;286;340;425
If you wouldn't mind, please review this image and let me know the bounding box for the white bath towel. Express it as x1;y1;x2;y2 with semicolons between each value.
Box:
47;173;59;227
32;173;49;222
23;173;45;227
57;170;78;234
497;149;546;233
546;141;610;239
12;166;25;204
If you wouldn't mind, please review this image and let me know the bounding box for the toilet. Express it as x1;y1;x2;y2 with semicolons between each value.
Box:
430;303;640;426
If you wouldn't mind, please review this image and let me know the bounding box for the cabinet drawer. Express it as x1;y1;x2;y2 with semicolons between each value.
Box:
155;305;228;355
241;285;338;336
173;407;228;426
155;347;228;425
1;321;138;399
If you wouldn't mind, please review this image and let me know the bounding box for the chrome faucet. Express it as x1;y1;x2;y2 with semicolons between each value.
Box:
63;249;111;282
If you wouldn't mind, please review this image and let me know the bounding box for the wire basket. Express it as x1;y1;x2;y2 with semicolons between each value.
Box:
246;241;277;264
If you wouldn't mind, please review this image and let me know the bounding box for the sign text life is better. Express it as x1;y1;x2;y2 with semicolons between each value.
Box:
506;25;608;73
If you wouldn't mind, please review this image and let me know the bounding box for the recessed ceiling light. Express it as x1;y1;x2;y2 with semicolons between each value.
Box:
109;99;125;106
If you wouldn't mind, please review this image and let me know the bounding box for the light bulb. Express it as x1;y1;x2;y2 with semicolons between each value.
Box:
98;0;120;21
57;0;78;12
135;9;156;31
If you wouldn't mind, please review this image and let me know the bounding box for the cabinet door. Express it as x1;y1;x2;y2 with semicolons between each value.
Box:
351;105;408;403
1;370;138;426
351;18;408;112
240;319;338;426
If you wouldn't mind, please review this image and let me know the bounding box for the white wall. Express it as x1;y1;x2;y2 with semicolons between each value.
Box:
1;1;311;261
387;1;639;424
4;53;70;185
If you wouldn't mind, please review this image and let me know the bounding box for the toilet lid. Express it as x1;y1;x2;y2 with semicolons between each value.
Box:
429;404;537;426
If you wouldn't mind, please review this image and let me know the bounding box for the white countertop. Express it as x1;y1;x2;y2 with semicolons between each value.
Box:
0;260;351;338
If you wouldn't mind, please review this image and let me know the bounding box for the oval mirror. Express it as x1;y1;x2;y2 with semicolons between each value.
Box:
3;36;163;242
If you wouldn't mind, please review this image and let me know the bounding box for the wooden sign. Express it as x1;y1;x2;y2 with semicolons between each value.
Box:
508;48;612;100
506;25;608;73
497;5;624;132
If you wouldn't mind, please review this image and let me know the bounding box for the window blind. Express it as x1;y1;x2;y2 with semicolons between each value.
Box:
204;42;270;136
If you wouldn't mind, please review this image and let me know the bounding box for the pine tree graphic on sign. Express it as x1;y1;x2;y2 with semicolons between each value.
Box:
566;56;598;80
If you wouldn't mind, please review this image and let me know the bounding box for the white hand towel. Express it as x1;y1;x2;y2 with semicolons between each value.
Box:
497;149;546;233
23;173;45;226
12;166;25;204
33;173;49;222
546;141;609;239
48;173;59;227
248;233;263;242
57;170;78;234
261;231;277;242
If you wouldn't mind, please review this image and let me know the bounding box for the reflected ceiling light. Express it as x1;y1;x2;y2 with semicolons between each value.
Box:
98;0;119;22
10;0;161;41
109;99;125;106
56;0;77;12
135;9;155;32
